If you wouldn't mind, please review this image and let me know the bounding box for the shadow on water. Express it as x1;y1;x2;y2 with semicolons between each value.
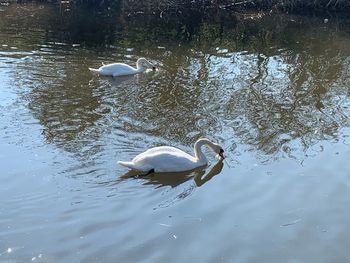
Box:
118;159;224;188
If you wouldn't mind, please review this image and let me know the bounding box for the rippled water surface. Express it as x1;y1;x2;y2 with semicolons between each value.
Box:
1;3;350;262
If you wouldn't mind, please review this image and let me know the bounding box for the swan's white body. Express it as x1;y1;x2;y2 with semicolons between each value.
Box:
89;58;155;77
118;138;224;173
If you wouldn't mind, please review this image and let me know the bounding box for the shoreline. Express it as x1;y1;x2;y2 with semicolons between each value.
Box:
2;0;350;14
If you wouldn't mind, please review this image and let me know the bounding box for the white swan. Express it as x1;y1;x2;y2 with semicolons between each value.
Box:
89;58;156;77
118;138;225;173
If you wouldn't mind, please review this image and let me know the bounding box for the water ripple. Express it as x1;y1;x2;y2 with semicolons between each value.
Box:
2;5;350;263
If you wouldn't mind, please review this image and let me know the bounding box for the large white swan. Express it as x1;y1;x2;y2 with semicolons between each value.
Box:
118;138;225;173
89;57;156;77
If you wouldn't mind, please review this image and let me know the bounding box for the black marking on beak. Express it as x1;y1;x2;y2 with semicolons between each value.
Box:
152;66;156;71
219;148;225;159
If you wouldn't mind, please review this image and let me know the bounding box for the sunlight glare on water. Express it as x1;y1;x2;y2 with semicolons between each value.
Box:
1;3;350;262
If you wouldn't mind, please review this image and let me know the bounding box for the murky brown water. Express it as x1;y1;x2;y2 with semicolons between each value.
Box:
1;3;350;262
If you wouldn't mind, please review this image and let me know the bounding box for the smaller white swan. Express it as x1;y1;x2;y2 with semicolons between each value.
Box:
89;57;156;77
118;138;225;173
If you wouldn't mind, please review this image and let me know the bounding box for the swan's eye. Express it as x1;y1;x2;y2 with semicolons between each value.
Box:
219;148;224;153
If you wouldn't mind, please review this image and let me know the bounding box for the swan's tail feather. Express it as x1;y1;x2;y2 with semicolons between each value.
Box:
118;161;138;170
89;68;100;74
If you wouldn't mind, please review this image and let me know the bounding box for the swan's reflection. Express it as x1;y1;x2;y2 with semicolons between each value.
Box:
194;159;224;187
119;159;224;188
89;74;139;87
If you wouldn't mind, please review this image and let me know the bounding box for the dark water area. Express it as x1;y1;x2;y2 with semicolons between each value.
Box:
1;3;350;262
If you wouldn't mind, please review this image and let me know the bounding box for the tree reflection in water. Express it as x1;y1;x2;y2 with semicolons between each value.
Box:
3;4;350;166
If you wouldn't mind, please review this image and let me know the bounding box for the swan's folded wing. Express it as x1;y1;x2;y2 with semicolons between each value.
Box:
134;152;199;173
100;63;136;76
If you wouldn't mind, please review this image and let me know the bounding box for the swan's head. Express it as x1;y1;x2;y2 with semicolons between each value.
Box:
137;58;156;71
195;138;225;160
213;145;225;160
206;141;225;160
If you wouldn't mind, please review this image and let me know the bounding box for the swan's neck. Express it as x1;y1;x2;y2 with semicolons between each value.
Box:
136;62;146;72
193;139;211;164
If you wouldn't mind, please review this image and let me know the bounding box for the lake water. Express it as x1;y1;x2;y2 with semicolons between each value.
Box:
1;3;350;262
